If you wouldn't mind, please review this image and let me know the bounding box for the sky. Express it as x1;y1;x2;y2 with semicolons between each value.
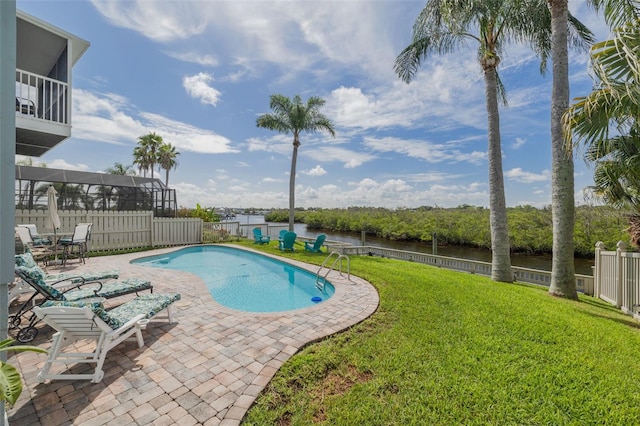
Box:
16;0;612;210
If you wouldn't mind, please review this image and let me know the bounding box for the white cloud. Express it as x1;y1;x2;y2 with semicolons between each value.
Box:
504;168;550;183
364;136;486;165
167;52;218;67
303;165;327;176
305;146;377;168
45;159;92;172
72;89;237;154
183;73;222;107
512;138;526;149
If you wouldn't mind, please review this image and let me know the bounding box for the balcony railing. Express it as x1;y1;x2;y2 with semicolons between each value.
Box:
15;68;68;125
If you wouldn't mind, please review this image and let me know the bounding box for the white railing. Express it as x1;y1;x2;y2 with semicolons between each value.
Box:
593;241;640;317
339;245;594;295
15;68;68;124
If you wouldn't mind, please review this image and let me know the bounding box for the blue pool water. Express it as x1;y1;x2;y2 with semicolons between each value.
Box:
131;246;334;312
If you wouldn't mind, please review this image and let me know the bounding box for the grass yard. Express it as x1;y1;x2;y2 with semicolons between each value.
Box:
239;241;640;425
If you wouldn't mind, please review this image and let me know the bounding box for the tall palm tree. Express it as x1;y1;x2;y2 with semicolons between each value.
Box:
133;146;150;177
564;19;640;245
547;0;635;299
134;132;164;179
394;0;557;282
256;94;335;231
158;143;180;187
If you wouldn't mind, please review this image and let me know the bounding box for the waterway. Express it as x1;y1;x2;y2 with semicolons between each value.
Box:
228;215;595;276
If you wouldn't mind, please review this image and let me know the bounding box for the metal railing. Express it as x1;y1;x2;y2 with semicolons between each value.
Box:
16;68;69;124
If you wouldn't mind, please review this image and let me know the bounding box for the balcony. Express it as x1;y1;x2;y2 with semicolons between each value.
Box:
16;68;68;124
15;10;89;157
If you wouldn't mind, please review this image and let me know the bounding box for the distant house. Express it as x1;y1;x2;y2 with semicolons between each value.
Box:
15;9;89;156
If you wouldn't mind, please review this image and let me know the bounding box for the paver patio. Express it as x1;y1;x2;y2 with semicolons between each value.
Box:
7;245;379;425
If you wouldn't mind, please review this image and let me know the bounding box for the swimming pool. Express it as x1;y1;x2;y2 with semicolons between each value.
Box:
131;245;335;312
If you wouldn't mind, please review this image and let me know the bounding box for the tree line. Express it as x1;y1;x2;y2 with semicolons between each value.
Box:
265;205;629;257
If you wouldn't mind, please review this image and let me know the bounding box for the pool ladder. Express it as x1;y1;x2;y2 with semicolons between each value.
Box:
316;251;350;292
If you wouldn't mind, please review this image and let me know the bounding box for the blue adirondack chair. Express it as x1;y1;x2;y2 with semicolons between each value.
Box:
279;232;297;252
253;227;270;244
304;234;326;253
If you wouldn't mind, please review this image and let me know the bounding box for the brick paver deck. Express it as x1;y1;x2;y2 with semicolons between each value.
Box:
7;245;379;425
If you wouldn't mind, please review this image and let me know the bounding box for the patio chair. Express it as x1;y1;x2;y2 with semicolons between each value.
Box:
304;234;326;253
15;226;51;265
11;252;120;314
12;263;152;343
278;229;287;242
16;96;35;115
59;222;92;266
17;224;51;246
15;252;119;284
33;293;181;383
279;232;297;252
253;227;271;244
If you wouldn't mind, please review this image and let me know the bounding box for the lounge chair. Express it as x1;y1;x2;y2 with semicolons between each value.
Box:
15;252;119;284
11;252;120;313
12;263;152;343
253;227;271;245
279;231;297;252
304;234;326;253
15;226;51;265
33;293;181;383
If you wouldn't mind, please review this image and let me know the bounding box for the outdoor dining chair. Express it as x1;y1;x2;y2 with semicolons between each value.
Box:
59;222;92;266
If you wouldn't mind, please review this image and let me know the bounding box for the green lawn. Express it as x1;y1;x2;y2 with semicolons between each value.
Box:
238;241;640;425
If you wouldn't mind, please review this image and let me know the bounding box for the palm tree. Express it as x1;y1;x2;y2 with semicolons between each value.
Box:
158;143;180;187
256;94;335;231
564;19;640;245
547;0;635;299
134;132;164;178
105;162;136;176
394;0;557;282
133;146;150;177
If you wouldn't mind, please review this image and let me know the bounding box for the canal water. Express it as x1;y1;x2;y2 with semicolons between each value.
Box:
231;215;595;276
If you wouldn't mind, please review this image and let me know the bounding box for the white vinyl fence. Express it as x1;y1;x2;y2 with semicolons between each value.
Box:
16;210;203;251
593;241;640;318
339;245;594;295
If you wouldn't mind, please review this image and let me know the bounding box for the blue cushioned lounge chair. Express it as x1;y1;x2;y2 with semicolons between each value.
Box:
304;234;326;253
12;261;152;343
279;231;297;252
33;293;180;383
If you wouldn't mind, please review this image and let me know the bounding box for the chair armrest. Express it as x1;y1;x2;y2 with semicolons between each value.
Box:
59;278;104;295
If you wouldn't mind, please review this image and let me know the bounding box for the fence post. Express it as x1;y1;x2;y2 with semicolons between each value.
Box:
594;241;604;299
149;211;155;248
616;241;627;309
